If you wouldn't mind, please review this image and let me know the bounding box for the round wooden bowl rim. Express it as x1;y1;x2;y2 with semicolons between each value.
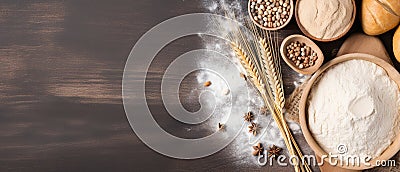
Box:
299;53;400;170
248;0;294;31
294;0;356;42
280;34;324;74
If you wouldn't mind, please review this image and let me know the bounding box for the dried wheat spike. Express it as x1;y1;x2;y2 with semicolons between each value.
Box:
259;38;285;110
230;42;265;94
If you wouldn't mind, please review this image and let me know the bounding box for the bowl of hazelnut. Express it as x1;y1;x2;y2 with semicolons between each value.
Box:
248;0;293;30
280;34;324;74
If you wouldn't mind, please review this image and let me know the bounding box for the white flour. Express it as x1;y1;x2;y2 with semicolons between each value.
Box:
308;59;400;161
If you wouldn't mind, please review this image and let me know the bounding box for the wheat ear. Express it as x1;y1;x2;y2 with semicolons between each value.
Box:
230;42;266;94
258;38;285;110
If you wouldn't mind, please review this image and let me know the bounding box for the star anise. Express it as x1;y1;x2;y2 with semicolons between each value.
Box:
259;106;268;115
252;143;264;156
268;145;282;158
248;122;259;136
243;112;254;122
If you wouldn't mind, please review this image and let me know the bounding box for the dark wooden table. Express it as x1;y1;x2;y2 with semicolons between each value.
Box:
0;0;398;171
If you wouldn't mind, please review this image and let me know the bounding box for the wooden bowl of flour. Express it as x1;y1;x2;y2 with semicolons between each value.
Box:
295;0;356;42
299;53;400;170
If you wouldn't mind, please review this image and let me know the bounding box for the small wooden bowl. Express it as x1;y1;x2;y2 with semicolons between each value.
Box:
248;0;294;30
299;53;400;170
294;0;356;42
280;34;324;74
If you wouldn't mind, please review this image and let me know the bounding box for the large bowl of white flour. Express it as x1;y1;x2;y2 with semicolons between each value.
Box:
299;53;400;170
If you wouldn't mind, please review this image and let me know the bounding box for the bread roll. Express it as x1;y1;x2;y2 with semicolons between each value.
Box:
378;0;400;16
361;0;400;35
394;26;400;62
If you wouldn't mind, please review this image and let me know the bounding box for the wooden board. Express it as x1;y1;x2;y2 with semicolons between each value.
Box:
0;1;398;172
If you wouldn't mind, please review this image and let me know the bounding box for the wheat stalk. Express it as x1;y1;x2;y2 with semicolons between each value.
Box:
259;37;285;110
249;32;298;170
250;26;311;172
213;12;311;171
247;27;309;171
230;42;266;95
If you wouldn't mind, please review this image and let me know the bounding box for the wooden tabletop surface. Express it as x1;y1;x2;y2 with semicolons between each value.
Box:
0;0;398;171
